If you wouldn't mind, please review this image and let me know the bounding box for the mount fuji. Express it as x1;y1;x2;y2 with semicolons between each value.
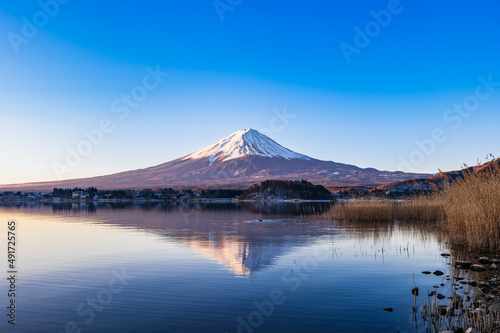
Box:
182;129;310;162
0;129;430;191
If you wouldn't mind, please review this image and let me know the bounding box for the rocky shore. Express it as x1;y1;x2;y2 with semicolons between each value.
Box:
419;254;500;332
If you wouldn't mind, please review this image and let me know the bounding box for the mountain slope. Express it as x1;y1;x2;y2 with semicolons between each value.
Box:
0;129;430;191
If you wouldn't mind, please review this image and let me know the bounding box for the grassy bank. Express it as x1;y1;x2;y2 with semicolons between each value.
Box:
324;160;500;251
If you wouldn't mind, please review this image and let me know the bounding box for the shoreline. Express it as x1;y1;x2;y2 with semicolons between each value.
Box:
418;253;500;332
0;198;335;204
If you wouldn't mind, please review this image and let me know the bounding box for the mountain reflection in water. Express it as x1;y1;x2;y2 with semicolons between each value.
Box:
5;202;333;277
0;202;447;333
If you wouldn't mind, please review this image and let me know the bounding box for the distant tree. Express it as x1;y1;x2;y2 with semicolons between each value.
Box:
86;187;98;197
110;190;128;198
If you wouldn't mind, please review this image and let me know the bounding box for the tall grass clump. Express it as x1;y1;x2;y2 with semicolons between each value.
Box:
325;197;443;223
440;161;500;251
396;197;444;223
324;159;500;251
326;200;394;222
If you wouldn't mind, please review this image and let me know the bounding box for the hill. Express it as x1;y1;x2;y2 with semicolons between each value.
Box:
240;180;333;201
374;158;500;192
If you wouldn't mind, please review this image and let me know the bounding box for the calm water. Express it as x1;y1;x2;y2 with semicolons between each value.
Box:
0;203;452;333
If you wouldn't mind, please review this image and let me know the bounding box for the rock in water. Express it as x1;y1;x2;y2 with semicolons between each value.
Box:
437;305;451;316
422;271;432;275
382;308;393;312
478;257;490;264
451;294;463;308
433;270;444;276
470;264;486;272
454;261;472;269
411;287;419;296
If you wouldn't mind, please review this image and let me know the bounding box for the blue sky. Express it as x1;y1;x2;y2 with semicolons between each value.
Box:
1;0;499;184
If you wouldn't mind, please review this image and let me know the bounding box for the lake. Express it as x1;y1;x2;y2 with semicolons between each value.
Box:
0;202;452;332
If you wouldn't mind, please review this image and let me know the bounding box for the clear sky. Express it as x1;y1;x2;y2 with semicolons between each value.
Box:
1;0;499;184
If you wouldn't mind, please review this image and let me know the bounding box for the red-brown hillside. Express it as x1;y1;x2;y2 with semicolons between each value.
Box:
374;158;500;192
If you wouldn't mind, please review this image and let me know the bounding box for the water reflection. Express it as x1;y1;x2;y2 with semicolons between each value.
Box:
1;202;333;277
0;203;450;333
1;201;332;215
0;203;441;277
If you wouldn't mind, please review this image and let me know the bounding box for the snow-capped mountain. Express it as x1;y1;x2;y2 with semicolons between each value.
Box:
182;129;310;163
0;129;430;191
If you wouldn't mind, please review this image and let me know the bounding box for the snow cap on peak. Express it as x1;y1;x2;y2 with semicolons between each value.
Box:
182;129;310;162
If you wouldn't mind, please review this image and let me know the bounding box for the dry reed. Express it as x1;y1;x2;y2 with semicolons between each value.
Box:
324;197;443;223
323;161;500;332
440;161;500;251
325;160;500;251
